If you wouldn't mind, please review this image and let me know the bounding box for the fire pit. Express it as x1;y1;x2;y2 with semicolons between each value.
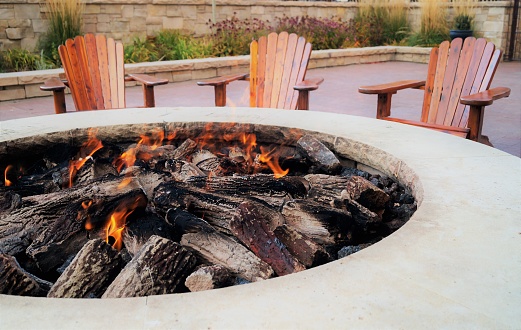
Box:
1;107;520;328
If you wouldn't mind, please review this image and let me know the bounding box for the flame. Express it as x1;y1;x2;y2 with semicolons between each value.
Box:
105;196;144;250
258;146;289;178
114;128;164;173
68;129;103;187
4;165;14;187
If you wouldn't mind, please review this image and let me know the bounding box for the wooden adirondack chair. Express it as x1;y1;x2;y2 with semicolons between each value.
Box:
358;37;511;146
40;34;168;114
197;31;323;110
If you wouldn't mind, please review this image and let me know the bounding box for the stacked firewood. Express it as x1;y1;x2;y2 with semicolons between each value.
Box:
0;132;416;298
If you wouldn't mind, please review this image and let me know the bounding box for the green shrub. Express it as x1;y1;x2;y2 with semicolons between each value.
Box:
407;0;449;46
124;37;160;63
0;49;55;73
38;0;84;66
154;30;214;60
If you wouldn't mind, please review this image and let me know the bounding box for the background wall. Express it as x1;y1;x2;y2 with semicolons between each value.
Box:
0;0;515;53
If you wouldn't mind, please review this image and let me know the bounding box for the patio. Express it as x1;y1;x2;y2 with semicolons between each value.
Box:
1;60;520;157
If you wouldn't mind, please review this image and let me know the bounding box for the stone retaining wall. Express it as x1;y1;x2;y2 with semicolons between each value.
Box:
0;46;430;102
0;0;514;52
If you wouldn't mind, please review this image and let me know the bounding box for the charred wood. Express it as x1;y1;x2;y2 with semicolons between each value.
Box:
47;239;123;298
345;176;390;213
185;174;308;199
296;135;341;174
273;224;331;267
231;201;305;276
185;265;234;292
102;235;197;298
169;208;274;282
281;200;356;247
0;253;52;296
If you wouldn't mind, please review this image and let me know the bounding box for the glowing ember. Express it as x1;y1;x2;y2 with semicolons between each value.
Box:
68;129;103;187
81;200;94;230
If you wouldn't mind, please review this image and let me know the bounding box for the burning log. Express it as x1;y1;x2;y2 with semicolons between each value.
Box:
273;225;331;268
0;176;147;275
296;135;341;174
0;175;146;255
102;235;197;298
0;253;52;296
231;201;305;276
185;265;234;292
281;199;356;247
0;191;22;214
123;210;176;256
169;208;274;282
185;174;308;199
47;239;123;298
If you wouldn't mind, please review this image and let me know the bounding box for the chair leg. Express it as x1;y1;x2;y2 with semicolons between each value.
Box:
296;90;310;110
376;93;392;119
143;85;156;107
53;90;66;114
467;104;485;143
214;84;227;107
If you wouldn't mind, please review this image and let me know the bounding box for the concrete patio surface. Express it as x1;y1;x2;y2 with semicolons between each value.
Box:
1;61;520;157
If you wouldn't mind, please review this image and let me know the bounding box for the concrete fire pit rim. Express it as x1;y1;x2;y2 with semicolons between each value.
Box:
0;107;519;329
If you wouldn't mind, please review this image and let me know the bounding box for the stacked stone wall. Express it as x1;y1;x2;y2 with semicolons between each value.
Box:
0;0;514;53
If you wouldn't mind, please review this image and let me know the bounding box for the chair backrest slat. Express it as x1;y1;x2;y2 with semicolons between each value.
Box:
451;38;487;126
95;34;112;110
262;33;279;107
435;38;463;125
74;35;97;110
427;40;450;123
442;37;476;126
84;34;105;110
250;32;312;110
459;46;500;126
270;32;289;108
250;40;258;107
255;36;268;108
421;47;439;122
58;33;126;111
115;42;126;108
285;36;308;110
277;33;299;109
106;38;120;109
289;41;312;110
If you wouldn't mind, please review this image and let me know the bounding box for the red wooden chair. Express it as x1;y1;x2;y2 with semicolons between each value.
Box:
41;34;168;114
358;37;511;146
198;31;323;110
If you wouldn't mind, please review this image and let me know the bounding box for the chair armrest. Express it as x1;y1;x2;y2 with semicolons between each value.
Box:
294;77;324;91
197;73;248;86
40;77;66;91
126;73;168;86
383;117;469;136
460;87;511;106
359;80;426;94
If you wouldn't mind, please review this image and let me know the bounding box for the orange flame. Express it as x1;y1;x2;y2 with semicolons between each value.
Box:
68;129;103;188
258;146;289;178
4;165;14;187
105;196;144;250
114;128;164;173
